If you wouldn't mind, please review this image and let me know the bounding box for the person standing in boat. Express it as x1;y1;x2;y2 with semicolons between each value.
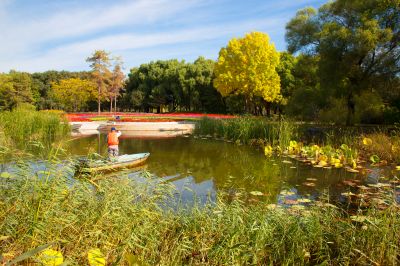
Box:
107;127;122;157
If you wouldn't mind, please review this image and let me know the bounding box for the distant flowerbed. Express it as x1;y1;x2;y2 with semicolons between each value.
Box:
65;112;236;122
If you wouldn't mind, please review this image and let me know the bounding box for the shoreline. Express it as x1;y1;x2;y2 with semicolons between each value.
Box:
70;121;195;137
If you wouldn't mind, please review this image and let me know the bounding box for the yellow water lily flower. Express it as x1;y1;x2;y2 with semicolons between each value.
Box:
351;159;357;169
289;140;297;148
311;145;320;151
88;248;106;266
362;137;372;146
319;155;328;162
37;248;64;266
334;162;343;168
330;158;340;164
264;145;273;157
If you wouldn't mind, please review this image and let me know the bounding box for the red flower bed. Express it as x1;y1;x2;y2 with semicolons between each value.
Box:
65;113;236;122
119;118;180;122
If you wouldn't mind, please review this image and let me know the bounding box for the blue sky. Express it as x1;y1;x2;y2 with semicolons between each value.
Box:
0;0;325;72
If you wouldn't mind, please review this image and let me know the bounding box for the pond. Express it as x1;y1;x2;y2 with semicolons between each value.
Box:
65;134;399;206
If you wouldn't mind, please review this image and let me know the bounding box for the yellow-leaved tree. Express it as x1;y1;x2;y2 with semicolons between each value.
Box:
52;78;96;112
214;32;281;113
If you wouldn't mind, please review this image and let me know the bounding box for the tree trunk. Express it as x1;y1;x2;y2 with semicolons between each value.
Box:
110;97;113;113
265;102;271;117
114;97;117;113
245;96;250;114
346;92;355;126
98;85;101;114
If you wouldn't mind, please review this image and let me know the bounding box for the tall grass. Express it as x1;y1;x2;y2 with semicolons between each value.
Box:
0;158;399;265
357;132;400;163
195;117;297;149
0;106;70;149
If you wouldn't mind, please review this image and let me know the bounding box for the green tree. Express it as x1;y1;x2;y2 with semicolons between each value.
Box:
52;78;96;112
286;0;400;124
191;57;225;113
214;32;281;114
0;71;35;110
124;58;226;113
31;71;91;110
286;55;323;120
276;52;296;102
86;50;111;114
130;90;145;111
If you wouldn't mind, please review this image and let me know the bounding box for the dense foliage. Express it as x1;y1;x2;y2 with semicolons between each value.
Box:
123;57;225;113
52;78;97;112
214;32;281;114
285;0;400;124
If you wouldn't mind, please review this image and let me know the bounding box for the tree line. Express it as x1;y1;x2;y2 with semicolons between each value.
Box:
0;0;398;124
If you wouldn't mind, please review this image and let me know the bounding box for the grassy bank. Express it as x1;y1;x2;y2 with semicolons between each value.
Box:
194;117;297;149
0;160;399;265
195;117;400;164
0;106;70;150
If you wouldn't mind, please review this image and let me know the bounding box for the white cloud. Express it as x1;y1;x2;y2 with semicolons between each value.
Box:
0;0;323;72
1;16;285;72
0;0;201;58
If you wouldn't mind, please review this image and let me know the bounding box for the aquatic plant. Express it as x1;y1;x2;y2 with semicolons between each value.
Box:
358;133;400;163
195;116;297;148
1;154;399;265
272;140;362;171
0;106;70;149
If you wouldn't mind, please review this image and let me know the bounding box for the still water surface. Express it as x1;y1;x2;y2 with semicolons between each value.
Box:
65;134;393;205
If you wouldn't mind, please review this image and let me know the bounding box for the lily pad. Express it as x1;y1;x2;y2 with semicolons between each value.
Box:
370;155;380;164
350;215;368;223
298;198;312;203
250;191;264;196
346;168;359;173
280;190;295;196
38;248;64;266
291;205;305;210
284;199;298;205
88;248;106;266
0;172;11;178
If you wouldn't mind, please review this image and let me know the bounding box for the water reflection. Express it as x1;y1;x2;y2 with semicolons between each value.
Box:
66;135;384;204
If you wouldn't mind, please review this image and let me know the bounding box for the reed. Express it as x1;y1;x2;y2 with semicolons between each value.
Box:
0;106;70;149
194;117;297;149
1;158;398;265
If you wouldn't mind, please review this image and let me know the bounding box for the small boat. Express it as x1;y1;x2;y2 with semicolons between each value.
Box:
77;153;150;174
